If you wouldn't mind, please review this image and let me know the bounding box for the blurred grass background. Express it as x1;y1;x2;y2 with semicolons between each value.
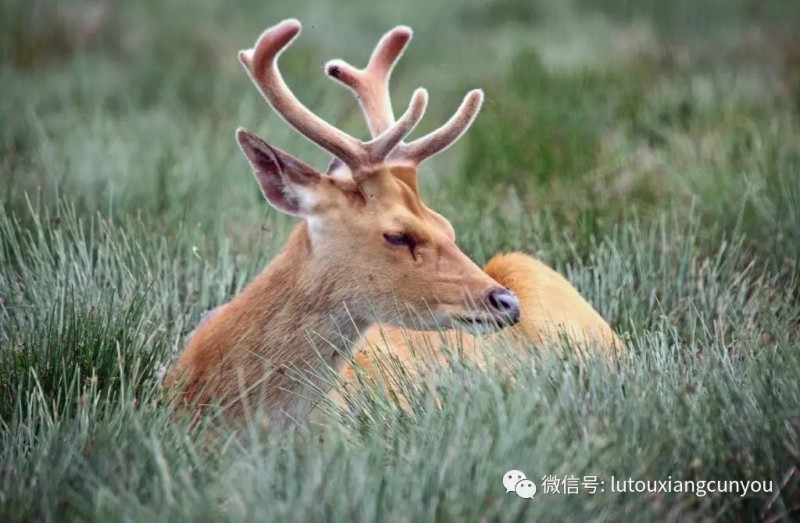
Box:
1;0;799;521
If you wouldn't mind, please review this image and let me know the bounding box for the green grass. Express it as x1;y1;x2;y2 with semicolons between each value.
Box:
2;0;800;521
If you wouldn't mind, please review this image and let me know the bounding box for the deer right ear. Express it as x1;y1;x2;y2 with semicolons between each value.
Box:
236;128;322;216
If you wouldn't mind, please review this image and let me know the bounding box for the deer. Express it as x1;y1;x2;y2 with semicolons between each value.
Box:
316;26;624;413
164;19;525;426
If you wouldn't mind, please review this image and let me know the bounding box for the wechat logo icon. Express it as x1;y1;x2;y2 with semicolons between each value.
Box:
503;470;536;500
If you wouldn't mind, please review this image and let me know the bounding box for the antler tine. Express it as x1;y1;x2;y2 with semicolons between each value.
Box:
366;88;427;162
239;19;367;168
325;26;412;137
392;89;484;165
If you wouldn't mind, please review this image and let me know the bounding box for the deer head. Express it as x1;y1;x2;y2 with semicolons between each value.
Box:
236;19;520;334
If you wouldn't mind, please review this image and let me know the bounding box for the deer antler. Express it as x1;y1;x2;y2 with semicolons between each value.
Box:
325;26;413;137
239;19;428;171
325;26;484;166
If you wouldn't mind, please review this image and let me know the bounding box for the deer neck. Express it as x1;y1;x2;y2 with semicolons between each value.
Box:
181;222;370;423
241;222;369;350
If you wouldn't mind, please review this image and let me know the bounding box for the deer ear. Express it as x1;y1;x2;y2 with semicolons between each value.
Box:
236;128;322;216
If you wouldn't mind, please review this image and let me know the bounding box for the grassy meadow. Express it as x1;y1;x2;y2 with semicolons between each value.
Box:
2;0;800;520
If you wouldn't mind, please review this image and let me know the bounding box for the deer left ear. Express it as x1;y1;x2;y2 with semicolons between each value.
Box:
236;128;322;216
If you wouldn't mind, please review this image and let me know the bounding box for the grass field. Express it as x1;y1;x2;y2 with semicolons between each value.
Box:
2;0;800;520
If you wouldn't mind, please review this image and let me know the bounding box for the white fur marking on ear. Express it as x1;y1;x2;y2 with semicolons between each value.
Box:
289;184;319;210
328;162;354;181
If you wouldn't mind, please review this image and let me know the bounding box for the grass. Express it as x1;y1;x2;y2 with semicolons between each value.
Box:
2;0;800;520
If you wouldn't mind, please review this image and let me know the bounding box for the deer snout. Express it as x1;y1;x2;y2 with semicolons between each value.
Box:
484;287;521;326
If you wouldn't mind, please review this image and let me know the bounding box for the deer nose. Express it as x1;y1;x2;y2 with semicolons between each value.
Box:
484;287;521;325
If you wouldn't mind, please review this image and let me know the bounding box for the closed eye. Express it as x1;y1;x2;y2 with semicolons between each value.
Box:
384;232;418;260
383;233;415;249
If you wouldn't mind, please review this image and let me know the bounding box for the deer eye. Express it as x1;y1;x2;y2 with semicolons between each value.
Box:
383;233;416;249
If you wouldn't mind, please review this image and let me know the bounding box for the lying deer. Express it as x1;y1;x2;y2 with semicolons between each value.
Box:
319;27;623;412
165;19;524;425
